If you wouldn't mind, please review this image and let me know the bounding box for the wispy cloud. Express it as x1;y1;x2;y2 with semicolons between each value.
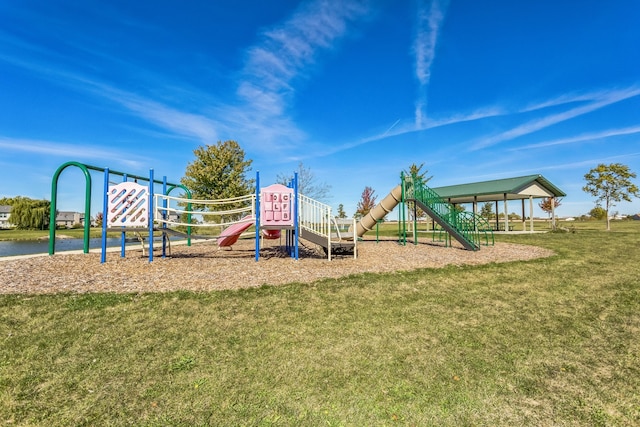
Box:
242;1;371;93
0;136;146;168
470;85;640;150
311;105;505;159
0;41;222;146
515;125;640;150
233;0;372;150
413;0;449;128
302;118;416;160
468;152;640;182
518;87;631;112
96;86;220;144
80;79;223;146
1;3;375;154
320;83;640;160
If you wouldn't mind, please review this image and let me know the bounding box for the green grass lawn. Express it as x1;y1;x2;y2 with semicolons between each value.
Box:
0;228;104;241
1;223;639;426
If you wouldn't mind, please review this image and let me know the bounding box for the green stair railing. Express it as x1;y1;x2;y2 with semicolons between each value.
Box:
403;174;494;250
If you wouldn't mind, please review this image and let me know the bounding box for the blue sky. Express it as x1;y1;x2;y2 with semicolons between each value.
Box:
1;0;639;219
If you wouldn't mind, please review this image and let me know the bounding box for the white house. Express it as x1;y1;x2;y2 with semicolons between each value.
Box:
0;205;12;229
55;211;85;228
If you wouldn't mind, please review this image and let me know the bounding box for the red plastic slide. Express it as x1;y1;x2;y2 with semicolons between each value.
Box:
217;216;283;248
217;218;254;247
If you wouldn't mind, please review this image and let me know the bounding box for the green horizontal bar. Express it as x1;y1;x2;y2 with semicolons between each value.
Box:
82;163;181;187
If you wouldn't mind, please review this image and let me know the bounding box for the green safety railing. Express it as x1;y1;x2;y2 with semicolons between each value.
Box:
402;173;493;250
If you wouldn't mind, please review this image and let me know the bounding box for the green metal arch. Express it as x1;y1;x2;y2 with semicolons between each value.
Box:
166;184;192;246
49;161;94;255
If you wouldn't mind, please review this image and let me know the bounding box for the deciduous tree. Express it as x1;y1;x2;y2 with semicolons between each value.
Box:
337;204;347;218
7;197;50;230
583;163;639;230
404;162;433;184
181;141;254;212
94;212;103;228
355;186;377;219
404;163;432;220
589;206;607;220
0;197;21;205
277;162;331;202
538;197;562;219
480;202;494;219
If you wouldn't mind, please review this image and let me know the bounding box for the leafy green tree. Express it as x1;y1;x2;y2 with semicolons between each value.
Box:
181;141;254;214
480;202;494;219
8;197;50;229
404;162;433;220
583;163;639;230
277;162;331;202
589;206;607;220
337;204;347;218
0;197;20;205
404;162;433;184
355;186;377;219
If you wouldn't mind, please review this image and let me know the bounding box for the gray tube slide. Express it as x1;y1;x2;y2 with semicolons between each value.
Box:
356;185;402;237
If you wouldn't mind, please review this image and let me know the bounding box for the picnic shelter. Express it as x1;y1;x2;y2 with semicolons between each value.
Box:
432;174;566;232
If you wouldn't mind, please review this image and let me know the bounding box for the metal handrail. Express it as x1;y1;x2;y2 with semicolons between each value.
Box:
406;175;494;248
298;194;331;238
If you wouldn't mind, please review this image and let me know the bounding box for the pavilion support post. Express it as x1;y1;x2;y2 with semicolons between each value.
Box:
504;193;509;232
521;199;526;231
529;196;534;232
473;196;478;231
495;200;499;230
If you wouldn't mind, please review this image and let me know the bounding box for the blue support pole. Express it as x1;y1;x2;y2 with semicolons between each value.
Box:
293;171;299;260
121;174;127;258
286;178;293;256
101;168;110;263
400;173;407;246
162;176;167;258
255;171;260;262
149;169;154;262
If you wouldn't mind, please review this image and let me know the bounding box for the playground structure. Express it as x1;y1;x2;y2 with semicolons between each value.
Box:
49;161;192;258
50;162;491;265
357;173;494;251
49;162;359;263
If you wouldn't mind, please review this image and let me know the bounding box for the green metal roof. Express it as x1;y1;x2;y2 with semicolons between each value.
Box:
432;174;566;204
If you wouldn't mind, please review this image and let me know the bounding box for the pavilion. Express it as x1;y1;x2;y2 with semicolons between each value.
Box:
432;174;566;232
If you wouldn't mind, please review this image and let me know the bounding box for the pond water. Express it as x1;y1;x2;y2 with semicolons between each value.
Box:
0;238;143;258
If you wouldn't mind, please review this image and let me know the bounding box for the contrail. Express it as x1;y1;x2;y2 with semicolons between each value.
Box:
382;119;401;137
414;0;449;128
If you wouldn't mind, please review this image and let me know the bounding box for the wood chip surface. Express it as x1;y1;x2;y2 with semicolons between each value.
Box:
0;237;554;294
